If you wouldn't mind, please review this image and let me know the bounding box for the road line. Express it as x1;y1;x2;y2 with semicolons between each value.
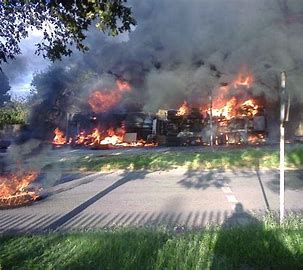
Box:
226;195;238;203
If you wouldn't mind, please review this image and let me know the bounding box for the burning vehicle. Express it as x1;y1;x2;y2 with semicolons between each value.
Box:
150;73;267;146
51;73;268;148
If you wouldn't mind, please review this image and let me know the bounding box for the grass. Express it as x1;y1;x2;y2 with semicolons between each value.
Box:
70;145;303;172
0;215;302;270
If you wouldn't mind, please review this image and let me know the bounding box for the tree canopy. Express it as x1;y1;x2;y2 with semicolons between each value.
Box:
0;0;136;65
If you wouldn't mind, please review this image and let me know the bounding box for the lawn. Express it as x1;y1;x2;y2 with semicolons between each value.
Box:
0;215;302;270
70;145;303;172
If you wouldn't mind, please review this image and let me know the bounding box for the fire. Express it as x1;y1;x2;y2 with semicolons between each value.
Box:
90;128;102;145
248;133;266;144
88;80;131;113
233;73;253;89
176;101;190;116
212;97;237;118
75;131;86;145
202;72;260;119
0;171;40;208
59;124;155;148
53;128;67;145
241;99;259;117
210;98;260;119
100;126;125;145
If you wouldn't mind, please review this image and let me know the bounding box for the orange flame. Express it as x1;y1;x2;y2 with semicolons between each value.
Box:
75;131;86;145
100;126;126;145
233;73;253;89
88;80;131;113
0;171;40;207
72;124;155;148
202;72;259;119
53;128;67;145
176;101;190;116
241;99;259;117
89;128;102;145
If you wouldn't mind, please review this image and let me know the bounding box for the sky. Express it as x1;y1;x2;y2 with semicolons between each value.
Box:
2;29;50;97
2;27;130;98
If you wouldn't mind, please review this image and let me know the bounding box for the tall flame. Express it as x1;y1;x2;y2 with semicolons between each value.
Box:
88;80;131;113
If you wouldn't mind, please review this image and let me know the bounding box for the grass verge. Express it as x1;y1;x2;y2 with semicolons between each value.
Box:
0;215;302;270
71;145;303;172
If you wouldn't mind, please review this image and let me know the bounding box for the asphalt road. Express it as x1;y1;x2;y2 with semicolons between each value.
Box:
0;166;302;233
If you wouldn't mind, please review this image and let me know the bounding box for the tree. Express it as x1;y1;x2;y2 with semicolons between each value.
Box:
0;0;136;65
0;72;10;106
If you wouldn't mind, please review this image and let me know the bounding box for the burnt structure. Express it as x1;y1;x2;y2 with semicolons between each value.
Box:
152;105;267;146
66;111;154;144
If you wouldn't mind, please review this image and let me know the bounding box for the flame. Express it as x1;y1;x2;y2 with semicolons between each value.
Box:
100;126;125;145
0;171;40;207
212;97;237;118
248;133;266;144
53;128;67;145
89;128;102;145
233;73;253;89
88;80;131;113
241;99;259;117
71;124;156;148
75;131;86;145
176;101;190;116
202;72;260;119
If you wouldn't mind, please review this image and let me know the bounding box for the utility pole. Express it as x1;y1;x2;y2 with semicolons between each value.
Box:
280;71;289;223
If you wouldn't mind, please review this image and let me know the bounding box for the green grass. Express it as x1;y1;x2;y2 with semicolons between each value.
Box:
71;146;303;172
0;216;302;270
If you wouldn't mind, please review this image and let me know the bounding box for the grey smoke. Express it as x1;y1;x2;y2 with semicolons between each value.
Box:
7;0;303;131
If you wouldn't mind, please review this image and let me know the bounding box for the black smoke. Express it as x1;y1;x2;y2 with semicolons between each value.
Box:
23;0;303;139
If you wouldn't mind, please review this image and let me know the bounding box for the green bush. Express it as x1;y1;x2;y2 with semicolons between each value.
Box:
0;103;29;127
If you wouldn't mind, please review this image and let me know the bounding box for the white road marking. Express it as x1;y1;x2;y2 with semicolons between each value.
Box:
221;187;232;194
226;195;238;203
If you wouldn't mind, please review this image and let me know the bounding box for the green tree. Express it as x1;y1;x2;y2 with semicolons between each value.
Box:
0;0;136;65
0;72;10;106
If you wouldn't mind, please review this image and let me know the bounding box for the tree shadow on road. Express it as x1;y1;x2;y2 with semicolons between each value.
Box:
178;169;232;190
266;170;303;193
44;170;151;231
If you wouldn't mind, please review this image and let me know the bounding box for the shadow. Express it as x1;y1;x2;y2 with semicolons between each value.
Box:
178;169;231;190
255;160;270;211
267;169;303;193
47;172;113;194
44;170;150;231
0;209;255;234
210;203;297;269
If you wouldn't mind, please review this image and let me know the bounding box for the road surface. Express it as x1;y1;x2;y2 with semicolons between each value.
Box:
0;167;302;233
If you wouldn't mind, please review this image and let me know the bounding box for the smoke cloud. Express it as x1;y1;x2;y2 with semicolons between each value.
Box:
14;0;303;132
